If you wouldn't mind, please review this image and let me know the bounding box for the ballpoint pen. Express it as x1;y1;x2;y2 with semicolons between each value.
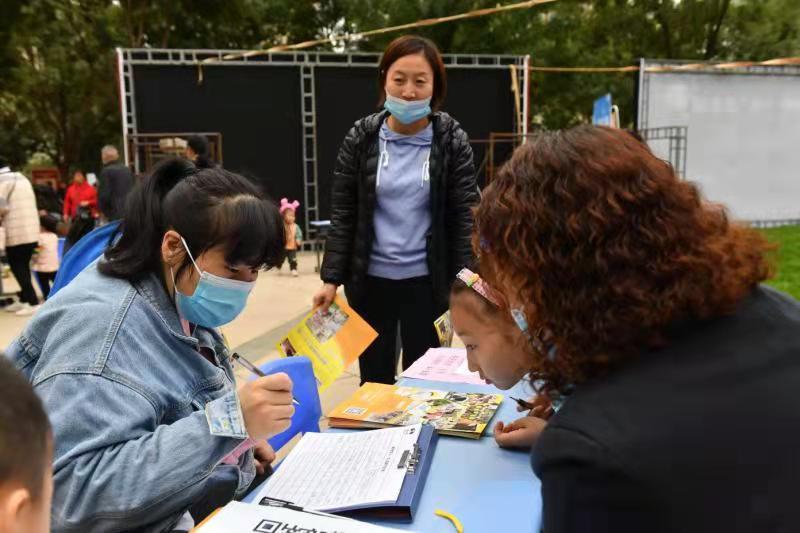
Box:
231;352;300;406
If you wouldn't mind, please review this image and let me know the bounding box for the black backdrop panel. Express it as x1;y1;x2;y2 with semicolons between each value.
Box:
314;68;379;225
315;67;516;220
445;67;516;187
133;64;304;225
133;62;516;227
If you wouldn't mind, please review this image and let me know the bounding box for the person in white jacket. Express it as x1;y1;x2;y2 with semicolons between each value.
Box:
32;214;60;300
0;156;42;315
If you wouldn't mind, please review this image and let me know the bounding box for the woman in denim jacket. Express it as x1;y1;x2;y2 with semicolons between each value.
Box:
6;159;295;532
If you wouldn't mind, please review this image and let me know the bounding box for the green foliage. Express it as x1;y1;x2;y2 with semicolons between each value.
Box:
334;0;800;128
1;0;122;176
0;0;798;176
0;0;345;179
762;225;800;300
727;0;800;60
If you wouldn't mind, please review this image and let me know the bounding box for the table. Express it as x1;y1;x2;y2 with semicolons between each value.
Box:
370;432;540;532
247;377;543;532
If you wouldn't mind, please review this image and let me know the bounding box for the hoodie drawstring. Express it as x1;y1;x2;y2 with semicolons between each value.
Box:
376;138;389;188
377;138;431;189
420;150;431;188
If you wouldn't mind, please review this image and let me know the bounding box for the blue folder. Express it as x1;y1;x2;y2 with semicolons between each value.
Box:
260;424;438;523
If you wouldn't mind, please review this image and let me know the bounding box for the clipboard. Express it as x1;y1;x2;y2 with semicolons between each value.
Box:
259;424;438;523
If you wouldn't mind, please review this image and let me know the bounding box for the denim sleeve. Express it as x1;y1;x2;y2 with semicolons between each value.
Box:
38;373;246;532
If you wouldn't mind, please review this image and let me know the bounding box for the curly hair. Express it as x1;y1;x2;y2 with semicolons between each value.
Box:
475;125;773;391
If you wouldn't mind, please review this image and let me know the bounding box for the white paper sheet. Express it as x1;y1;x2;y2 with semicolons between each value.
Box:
255;425;422;512
401;348;487;385
197;501;404;532
455;357;476;377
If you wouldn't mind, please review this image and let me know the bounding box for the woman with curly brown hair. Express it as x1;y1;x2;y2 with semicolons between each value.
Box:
471;126;800;533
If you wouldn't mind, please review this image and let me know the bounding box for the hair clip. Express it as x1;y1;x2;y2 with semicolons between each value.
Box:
456;268;501;307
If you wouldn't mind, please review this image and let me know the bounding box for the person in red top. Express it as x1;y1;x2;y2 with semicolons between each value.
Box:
63;169;97;220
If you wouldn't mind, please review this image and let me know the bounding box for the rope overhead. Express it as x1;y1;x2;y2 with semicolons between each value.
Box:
197;0;556;82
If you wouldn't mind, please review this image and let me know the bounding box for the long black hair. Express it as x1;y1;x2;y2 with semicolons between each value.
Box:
99;158;285;282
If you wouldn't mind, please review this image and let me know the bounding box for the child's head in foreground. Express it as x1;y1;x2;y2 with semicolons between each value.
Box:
449;267;531;390
0;356;52;533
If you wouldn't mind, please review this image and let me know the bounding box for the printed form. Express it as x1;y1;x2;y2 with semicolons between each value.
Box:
255;425;422;511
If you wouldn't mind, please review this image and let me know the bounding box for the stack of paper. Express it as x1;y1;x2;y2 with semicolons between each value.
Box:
255;425;421;512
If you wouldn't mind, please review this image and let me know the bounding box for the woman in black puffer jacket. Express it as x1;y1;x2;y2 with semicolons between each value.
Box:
313;35;478;385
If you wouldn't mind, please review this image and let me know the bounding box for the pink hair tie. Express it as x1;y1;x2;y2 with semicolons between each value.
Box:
280;198;300;214
456;268;501;307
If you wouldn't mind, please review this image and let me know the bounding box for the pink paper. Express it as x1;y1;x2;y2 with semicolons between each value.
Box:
401;347;488;385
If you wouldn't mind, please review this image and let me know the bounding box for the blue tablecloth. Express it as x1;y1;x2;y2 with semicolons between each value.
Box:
246;377;544;532
367;435;541;532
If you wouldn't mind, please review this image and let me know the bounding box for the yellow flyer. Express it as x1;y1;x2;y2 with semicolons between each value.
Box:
276;296;377;391
434;310;453;347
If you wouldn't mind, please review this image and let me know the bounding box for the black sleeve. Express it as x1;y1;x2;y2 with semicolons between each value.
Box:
445;126;479;278
320;125;360;285
97;167;112;218
535;426;655;533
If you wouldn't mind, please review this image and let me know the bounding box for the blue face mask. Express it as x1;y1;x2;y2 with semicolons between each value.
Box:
171;237;255;328
384;93;432;124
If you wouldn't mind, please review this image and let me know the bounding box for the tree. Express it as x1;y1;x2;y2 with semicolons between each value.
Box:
337;0;800;128
0;0;345;179
0;0;797;174
726;0;800;60
1;0;121;178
